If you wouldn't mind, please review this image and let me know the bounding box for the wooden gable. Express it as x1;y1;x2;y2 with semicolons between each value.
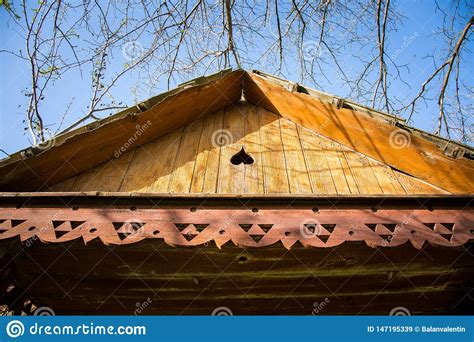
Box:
0;69;471;194
47;103;447;195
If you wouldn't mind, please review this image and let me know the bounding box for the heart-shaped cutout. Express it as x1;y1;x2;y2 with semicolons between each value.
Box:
230;147;254;165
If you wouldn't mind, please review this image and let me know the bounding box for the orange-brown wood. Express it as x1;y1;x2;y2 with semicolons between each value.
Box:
280;118;312;193
3;70;467;195
120;127;185;192
168;119;204;193
244;72;474;194
242;105;265;193
259;108;290;193
218;107;247;193
46;103;447;195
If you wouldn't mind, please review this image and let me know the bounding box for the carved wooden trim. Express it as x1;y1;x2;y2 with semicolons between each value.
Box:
0;207;472;249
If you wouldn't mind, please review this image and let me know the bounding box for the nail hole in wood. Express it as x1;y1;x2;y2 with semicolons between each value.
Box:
238;255;248;263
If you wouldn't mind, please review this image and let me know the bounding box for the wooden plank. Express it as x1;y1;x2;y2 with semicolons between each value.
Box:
394;170;448;194
298;125;337;194
5;241;474;315
119;127;184;192
46;176;78;192
318;135;351;194
245;72;473;194
217;107;246;193
369;161;407;195
259;108;290;193
73;151;135;192
279;118;312;193
168;120;203;193
190;113;217;193
329;140;360;194
242;104;265;193
342;150;383;194
202;110;225;193
44;100;452;196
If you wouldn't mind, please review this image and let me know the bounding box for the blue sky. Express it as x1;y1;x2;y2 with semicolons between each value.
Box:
1;0;472;155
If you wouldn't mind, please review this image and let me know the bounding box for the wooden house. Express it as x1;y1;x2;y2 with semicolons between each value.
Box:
0;69;472;315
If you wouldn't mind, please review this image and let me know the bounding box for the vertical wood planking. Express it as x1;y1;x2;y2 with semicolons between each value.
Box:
47;102;451;195
242;105;265;193
119;127;184;192
47;176;79;191
217;107;246;193
318;135;351;194
279;118;312;193
190;113;217;193
329;140;359;194
259;108;290;193
202;110;225;193
73;151;135;191
342;150;383;194
369;161;407;194
149;127;185;192
384;168;408;194
168;119;204;193
246;73;472;194
394;170;448;194
298;125;337;194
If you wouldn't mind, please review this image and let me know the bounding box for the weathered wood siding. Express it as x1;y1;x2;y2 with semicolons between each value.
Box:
48;103;448;194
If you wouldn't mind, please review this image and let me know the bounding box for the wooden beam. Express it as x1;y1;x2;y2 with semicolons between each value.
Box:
0;192;472;209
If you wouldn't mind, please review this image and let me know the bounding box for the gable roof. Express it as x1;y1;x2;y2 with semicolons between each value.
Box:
47;102;447;195
0;69;472;193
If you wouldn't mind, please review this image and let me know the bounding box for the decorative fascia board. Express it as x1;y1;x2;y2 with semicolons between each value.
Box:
1;206;472;250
